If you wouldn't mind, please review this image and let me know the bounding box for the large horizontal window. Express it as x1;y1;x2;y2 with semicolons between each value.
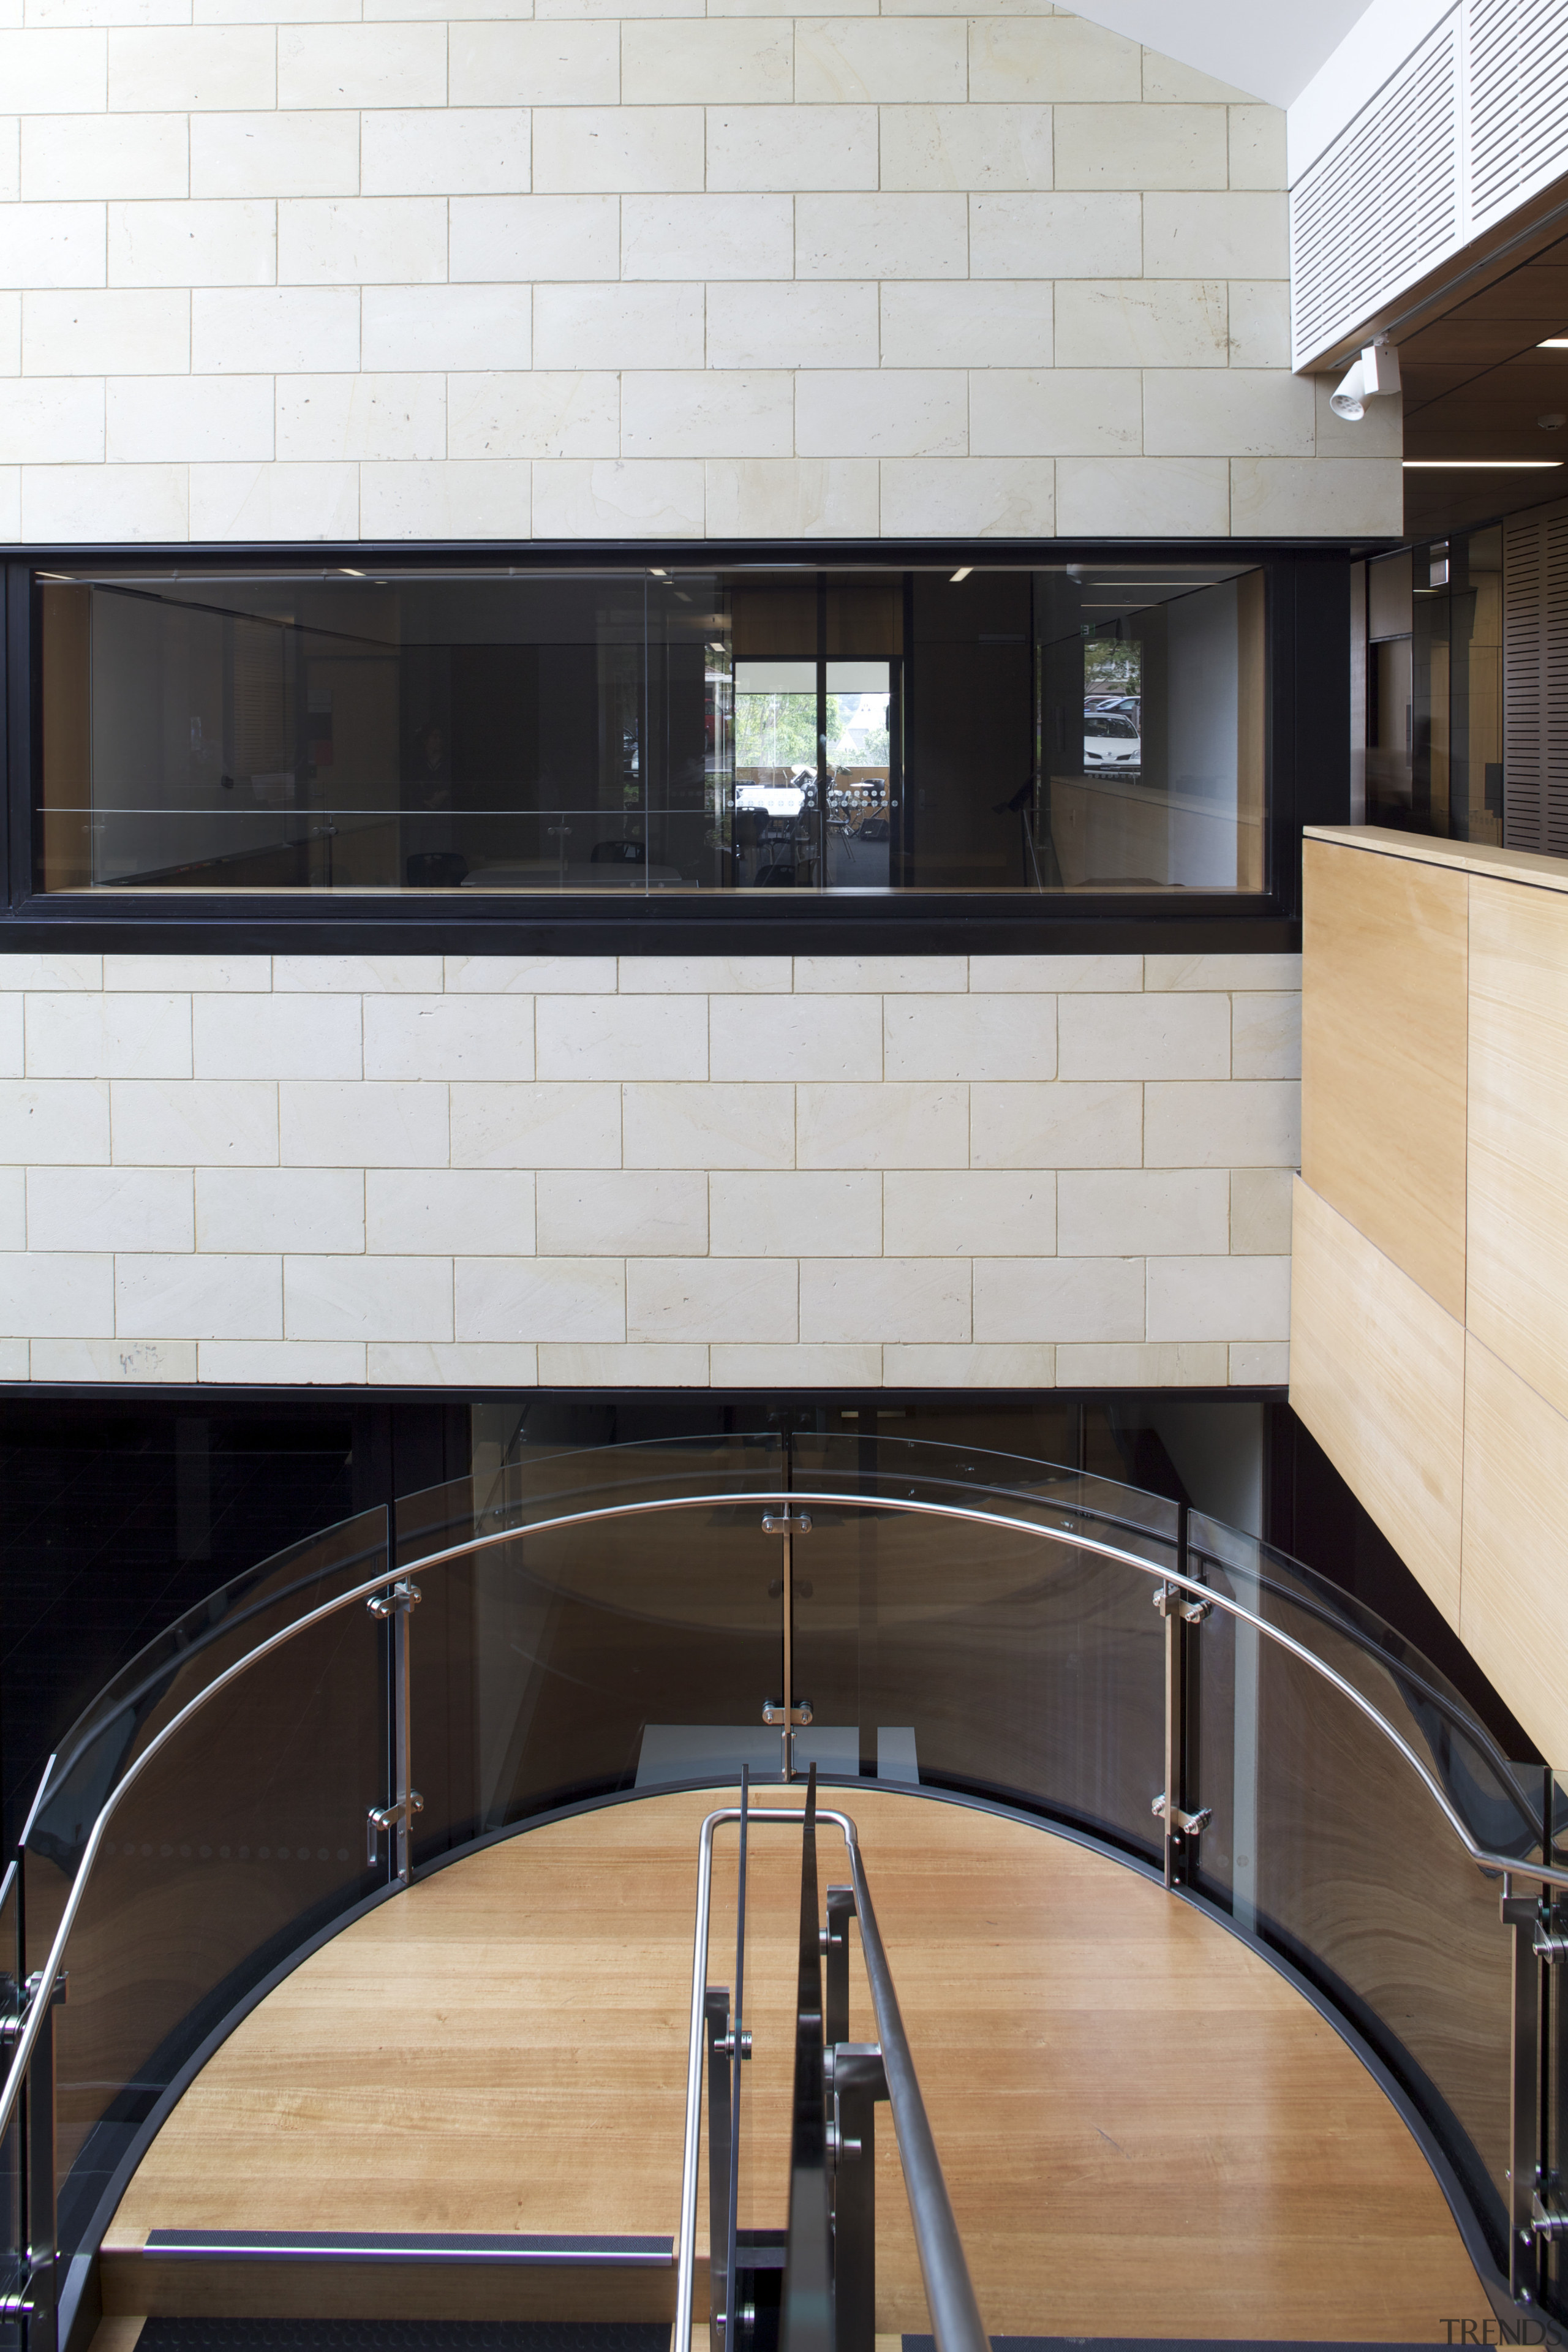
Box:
36;560;1267;897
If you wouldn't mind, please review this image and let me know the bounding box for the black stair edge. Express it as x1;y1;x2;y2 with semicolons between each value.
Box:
143;2233;671;2266
135;2324;672;2352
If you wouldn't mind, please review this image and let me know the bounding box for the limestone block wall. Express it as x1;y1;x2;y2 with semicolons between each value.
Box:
0;949;1300;1387
0;4;1402;541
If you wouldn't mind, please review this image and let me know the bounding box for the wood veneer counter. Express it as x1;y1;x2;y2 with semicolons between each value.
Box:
1305;824;1568;895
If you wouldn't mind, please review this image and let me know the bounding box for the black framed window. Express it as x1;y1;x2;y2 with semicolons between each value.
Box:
30;555;1271;901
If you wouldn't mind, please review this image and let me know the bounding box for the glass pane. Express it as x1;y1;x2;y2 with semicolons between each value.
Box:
1036;565;1265;892
40;561;1268;897
1184;1518;1524;2272
794;1506;1164;1856
0;1862;20;2352
26;1596;385;2264
454;1505;788;1836
1547;1770;1568;2326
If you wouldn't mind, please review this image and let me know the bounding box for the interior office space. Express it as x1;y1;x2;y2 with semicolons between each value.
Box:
2;0;1568;2348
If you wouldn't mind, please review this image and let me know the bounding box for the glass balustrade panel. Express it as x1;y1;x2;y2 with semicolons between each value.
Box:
21;1513;390;2267
0;1863;20;2352
1185;1517;1517;2267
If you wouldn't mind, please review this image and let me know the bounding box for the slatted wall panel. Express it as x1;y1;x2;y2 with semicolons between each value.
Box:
1469;0;1568;235
1291;13;1463;368
1503;510;1545;850
1546;507;1568;854
1290;0;1568;367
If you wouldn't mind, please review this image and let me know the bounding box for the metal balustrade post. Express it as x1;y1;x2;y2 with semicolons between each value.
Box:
1505;1874;1548;2306
367;1578;423;1884
2;1972;67;2352
705;1985;733;2352
1153;1504;1210;1890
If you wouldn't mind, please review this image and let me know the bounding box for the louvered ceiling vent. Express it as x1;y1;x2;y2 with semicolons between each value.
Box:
1291;0;1568;371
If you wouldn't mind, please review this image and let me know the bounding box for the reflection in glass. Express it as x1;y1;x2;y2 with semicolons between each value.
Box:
1363;529;1504;844
39;561;1267;895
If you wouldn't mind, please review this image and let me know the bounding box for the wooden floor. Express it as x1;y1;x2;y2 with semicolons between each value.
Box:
105;1786;1489;2341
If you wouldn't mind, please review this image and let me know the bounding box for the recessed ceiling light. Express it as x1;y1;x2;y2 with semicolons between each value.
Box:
1401;458;1564;468
1540;337;1568;347
950;567;973;582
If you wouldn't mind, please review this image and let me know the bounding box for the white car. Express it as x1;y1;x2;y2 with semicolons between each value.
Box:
1084;712;1141;770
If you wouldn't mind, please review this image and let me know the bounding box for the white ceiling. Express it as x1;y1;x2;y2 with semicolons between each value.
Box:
1065;0;1382;108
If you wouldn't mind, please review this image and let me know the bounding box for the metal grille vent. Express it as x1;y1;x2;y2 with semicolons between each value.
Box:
1292;12;1462;368
1469;0;1568;231
1499;501;1568;852
1291;0;1568;366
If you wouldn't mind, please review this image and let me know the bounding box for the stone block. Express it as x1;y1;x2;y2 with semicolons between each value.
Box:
1056;454;1228;533
623;1081;794;1170
26;1165;193;1251
533;281;704;367
197;1167;365;1254
450;369;619;458
279;1080;447;1168
797;1080;968;1168
969;1079;1140;1168
796;369;966;456
881;280;1052;368
119;1250;283;1339
796;190;966;276
367;1167;536;1255
799;1254;970;1342
536;1167;707;1254
622;369;793;458
451;1080;622;1169
191;110;360;198
711;1169;881;1256
883;1169;1053;1255
108;197;274;285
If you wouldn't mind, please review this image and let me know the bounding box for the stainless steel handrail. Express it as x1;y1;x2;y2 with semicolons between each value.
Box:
675;1805;989;2352
368;1487;1568;1890
7;1480;1564;2156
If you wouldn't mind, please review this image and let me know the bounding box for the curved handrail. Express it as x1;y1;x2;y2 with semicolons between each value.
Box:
674;1804;989;2352
7;1481;1564;2163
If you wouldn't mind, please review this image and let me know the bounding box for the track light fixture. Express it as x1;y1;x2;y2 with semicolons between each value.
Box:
1330;335;1402;421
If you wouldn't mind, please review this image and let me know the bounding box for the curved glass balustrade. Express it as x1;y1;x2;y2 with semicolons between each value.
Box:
2;1433;1564;2347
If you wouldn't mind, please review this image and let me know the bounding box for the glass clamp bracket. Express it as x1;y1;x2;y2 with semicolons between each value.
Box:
1153;1587;1212;1626
1532;2194;1568;2242
1151;1794;1212;1837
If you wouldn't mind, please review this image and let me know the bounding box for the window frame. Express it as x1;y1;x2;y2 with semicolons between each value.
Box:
1;537;1369;957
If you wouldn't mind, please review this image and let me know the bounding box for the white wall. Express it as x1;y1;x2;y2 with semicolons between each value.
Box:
0;949;1299;1387
0;5;1402;541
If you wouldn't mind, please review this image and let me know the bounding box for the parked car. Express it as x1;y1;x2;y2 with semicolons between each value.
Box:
1084;711;1142;770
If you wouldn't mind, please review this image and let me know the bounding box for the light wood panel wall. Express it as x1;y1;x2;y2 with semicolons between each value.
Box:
1293;826;1568;1763
1461;1336;1568;1765
1289;1177;1465;1622
1468;873;1568;1419
1300;835;1469;1319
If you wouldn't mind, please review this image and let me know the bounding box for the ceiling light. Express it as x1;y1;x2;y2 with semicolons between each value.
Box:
649;567;669;578
1540;338;1568;347
1402;459;1564;468
950;567;973;582
1541;413;1567;430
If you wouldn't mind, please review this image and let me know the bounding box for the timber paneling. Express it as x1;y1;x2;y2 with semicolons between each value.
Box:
1467;872;1568;1420
1460;1335;1568;1765
1301;836;1469;1319
1289;1175;1467;1625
